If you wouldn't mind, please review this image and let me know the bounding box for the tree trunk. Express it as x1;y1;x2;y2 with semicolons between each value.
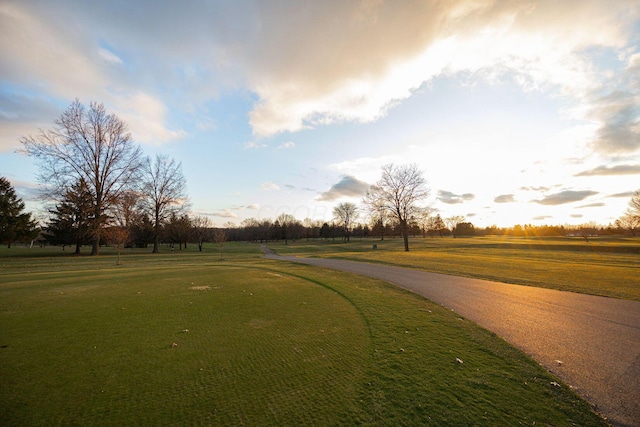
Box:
402;221;410;252
91;236;99;255
152;211;160;253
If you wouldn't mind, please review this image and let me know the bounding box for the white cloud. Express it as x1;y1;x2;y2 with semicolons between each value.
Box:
261;181;280;191
246;1;640;138
244;141;268;150
98;48;123;65
115;91;187;144
276;141;295;150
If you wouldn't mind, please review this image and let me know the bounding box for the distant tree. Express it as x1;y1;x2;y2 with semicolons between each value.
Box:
454;222;476;237
364;164;430;252
574;222;599;242
417;207;436;237
140;154;188;253
192;216;212;252
213;228;227;260
427;214;447;237
0;177;38;248
629;190;640;217
110;190;141;229
276;213;299;244
165;213;191;250
616;215;640;236
103;226;130;265
333;202;359;242
444;215;466;238
616;190;640;236
46;178;93;254
21;100;143;255
370;218;388;240
129;214;154;248
366;201;390;241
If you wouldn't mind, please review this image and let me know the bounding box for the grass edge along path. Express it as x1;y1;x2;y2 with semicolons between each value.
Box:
268;237;640;301
260;260;607;425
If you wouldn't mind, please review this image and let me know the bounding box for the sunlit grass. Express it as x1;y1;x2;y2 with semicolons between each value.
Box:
270;236;640;300
0;243;606;425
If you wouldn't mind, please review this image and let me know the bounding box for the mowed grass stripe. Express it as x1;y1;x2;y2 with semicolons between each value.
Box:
1;265;369;426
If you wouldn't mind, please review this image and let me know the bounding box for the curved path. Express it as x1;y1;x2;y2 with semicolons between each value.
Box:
264;250;640;427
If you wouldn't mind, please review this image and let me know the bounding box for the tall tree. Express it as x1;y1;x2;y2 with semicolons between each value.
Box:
363;163;430;252
444;215;466;238
140;154;188;253
616;190;640;236
0;177;38;248
21;100;143;255
191;215;212;252
333;202;359;242
46;178;93;254
628;190;640;219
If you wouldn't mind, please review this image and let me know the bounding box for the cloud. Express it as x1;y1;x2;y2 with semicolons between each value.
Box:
438;190;475;204
115;91;187;144
575;164;640;176
316;175;370;201
245;1;640;137
261;181;280;191
533;215;553;221
4;0;638;151
494;194;515;203
533;190;598;205
246;204;260;210
276;141;295;150
520;186;551;192
244;141;268;150
586;54;640;154
199;210;238;218
97;47;123;66
578;202;606;208
610;191;635;198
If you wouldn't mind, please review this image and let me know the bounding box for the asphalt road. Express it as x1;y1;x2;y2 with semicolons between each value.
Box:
264;251;640;427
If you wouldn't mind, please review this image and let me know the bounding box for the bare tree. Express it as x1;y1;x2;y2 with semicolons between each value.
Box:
417;207;436;237
110;190;141;229
614;190;640;236
333;202;359;242
20;100;143;255
444;215;466;238
616;214;640;236
192;215;212;252
627;190;640;221
213;228;227;260
103;226;130;265
363;163;430;252
140;154;188;253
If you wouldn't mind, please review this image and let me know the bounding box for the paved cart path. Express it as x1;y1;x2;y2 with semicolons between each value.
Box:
264;250;640;427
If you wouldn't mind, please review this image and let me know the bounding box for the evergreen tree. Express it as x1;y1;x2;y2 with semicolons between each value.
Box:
46;179;93;254
0;177;38;248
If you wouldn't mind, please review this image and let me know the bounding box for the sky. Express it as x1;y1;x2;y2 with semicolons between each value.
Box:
1;0;640;228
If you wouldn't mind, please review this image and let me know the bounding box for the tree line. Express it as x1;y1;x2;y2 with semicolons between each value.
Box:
3;100;639;251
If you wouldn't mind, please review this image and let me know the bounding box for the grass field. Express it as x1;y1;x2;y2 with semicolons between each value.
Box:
270;235;640;301
0;243;608;425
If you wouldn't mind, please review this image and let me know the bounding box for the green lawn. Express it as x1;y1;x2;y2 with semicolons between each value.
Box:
270;235;640;301
0;243;607;425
